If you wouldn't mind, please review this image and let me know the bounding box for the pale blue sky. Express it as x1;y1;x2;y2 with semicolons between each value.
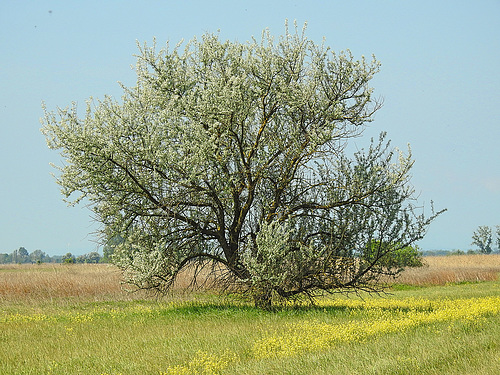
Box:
1;1;499;255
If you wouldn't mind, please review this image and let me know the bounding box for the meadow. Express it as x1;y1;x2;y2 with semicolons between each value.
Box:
1;255;499;374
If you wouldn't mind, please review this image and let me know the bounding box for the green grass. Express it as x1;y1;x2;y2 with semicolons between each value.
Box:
1;282;499;374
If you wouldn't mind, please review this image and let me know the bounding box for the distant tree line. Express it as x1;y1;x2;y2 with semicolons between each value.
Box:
421;225;500;256
421;249;495;257
0;247;105;264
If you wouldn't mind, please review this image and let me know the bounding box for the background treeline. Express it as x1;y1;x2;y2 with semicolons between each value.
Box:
3;224;497;263
421;249;497;257
0;247;107;264
2;245;497;265
423;224;500;256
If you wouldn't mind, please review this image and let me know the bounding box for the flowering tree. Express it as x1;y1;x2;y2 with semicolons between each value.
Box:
42;24;444;308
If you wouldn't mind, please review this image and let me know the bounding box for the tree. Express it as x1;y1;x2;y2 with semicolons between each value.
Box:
471;225;493;254
41;23;444;308
364;241;423;269
86;251;101;263
0;253;10;264
76;252;101;263
62;252;75;264
30;249;47;263
496;225;500;252
101;234;124;262
12;247;30;263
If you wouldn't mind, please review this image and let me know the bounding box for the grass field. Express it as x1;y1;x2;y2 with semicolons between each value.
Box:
1;255;499;374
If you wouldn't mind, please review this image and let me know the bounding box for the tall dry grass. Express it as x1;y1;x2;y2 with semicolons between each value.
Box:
0;263;137;303
1;254;499;304
396;254;500;285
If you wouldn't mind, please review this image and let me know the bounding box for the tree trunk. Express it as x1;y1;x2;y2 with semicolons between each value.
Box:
253;289;273;310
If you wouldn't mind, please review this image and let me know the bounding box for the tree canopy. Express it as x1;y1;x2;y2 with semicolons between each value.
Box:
471;225;494;254
42;23;444;308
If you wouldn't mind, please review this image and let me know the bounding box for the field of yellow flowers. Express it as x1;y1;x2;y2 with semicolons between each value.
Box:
1;261;499;374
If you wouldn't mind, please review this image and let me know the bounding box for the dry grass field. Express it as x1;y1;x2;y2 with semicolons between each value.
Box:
1;255;499;374
395;254;500;285
1;254;499;303
0;263;132;303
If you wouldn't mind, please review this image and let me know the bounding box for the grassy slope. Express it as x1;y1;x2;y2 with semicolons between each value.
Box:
0;260;499;374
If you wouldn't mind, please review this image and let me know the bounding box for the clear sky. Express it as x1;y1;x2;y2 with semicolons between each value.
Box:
1;1;499;255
